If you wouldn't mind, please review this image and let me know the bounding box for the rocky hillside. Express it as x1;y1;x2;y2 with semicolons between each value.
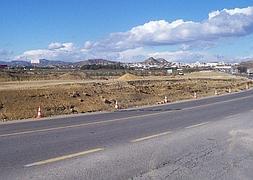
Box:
73;59;119;67
141;57;169;65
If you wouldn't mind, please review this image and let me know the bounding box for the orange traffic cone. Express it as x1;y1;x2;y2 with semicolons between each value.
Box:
115;101;119;109
37;106;42;118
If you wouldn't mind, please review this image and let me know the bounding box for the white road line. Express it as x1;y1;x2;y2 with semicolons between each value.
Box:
183;95;252;111
0;111;176;138
24;148;104;167
1;93;252;138
131;131;172;143
185;122;209;129
224;114;238;119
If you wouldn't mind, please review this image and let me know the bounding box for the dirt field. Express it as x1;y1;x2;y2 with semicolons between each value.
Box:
0;70;251;121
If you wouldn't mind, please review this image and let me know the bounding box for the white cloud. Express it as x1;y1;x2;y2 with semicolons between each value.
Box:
148;51;205;62
15;6;253;62
83;41;93;50
180;41;216;51
15;41;228;63
16;42;84;61
48;42;64;50
149;50;231;62
209;7;253;19
117;47;148;62
88;6;253;52
48;42;74;51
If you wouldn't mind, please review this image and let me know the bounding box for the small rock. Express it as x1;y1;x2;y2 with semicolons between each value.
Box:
0;103;3;110
110;99;117;103
69;91;80;98
0;113;8;121
45;107;51;111
83;92;91;96
56;106;66;111
103;98;112;104
70;108;78;113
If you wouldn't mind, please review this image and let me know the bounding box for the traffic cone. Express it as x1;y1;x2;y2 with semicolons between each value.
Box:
246;83;249;90
115;101;119;109
215;89;218;95
37;106;42;118
194;92;197;99
164;96;168;103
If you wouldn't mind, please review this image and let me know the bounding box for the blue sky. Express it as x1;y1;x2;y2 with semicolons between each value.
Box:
0;0;253;62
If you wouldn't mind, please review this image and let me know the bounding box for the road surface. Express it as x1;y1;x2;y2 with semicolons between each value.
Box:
1;89;253;179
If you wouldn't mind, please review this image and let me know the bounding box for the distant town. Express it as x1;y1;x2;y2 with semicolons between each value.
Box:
1;57;253;77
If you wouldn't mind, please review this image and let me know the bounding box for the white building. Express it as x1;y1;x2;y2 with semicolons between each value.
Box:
31;59;40;64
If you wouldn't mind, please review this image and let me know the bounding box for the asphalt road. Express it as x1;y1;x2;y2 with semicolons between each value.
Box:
1;89;253;179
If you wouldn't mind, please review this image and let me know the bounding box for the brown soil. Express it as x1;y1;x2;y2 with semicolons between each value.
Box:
0;71;90;82
118;73;141;81
58;72;88;80
0;71;251;121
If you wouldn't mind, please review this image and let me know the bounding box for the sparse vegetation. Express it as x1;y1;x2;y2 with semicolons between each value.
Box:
80;63;126;70
0;70;251;121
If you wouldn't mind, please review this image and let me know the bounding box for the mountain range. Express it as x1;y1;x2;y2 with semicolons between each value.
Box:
1;57;253;68
0;59;123;68
0;57;170;68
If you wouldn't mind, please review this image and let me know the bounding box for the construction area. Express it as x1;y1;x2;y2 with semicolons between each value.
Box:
0;70;252;121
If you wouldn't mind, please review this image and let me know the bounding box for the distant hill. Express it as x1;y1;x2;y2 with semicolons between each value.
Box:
9;60;32;67
240;60;253;68
38;59;71;67
0;59;70;68
156;58;169;65
0;61;10;65
0;59;121;68
142;57;160;65
0;57;171;68
74;59;119;67
141;57;169;65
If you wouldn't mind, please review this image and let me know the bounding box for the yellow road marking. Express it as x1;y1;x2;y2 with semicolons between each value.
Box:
1;94;253;138
185;122;209;129
24;148;104;167
131;131;172;143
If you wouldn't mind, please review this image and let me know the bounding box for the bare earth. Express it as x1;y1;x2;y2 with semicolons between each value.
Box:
0;71;251;121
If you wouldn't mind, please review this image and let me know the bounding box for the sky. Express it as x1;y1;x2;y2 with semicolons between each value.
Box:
0;0;253;62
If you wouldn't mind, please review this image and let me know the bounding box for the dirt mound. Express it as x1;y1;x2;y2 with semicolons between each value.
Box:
118;73;140;81
59;72;88;80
